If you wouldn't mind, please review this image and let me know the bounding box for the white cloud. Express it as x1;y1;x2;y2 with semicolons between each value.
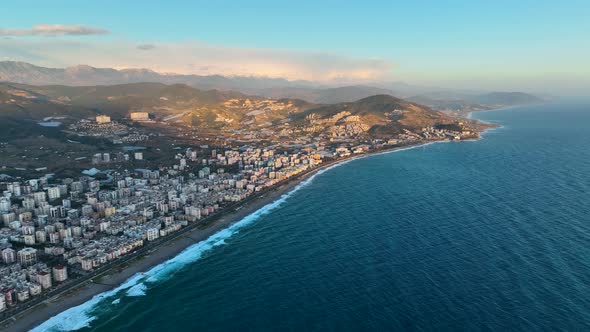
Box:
0;38;393;82
0;25;109;36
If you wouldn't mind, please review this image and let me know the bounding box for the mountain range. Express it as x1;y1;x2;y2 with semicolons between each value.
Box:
0;61;542;106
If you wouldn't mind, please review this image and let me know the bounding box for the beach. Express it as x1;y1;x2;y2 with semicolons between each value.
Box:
2;146;360;331
2;169;311;331
1;139;463;331
66;102;590;332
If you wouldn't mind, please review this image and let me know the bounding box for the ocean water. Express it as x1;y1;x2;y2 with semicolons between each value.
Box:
35;102;590;331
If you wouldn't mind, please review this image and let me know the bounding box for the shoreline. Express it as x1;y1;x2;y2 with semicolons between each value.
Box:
2;138;477;331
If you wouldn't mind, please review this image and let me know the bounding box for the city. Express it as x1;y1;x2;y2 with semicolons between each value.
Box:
3;1;583;330
0;113;480;322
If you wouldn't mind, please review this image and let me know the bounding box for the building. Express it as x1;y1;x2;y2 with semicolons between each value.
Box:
1;248;16;264
33;191;46;204
0;142;353;303
47;187;61;200
96;115;111;124
81;259;93;271
52;265;68;282
35;231;47;243
92;153;102;165
130;112;150;121
36;271;52;289
24;234;35;245
0;197;10;212
146;228;159;241
17;247;37;266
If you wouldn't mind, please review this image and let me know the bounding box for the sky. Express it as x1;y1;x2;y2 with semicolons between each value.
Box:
1;0;589;94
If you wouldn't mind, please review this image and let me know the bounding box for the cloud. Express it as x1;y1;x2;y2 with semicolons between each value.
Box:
0;39;393;82
0;24;109;36
136;44;156;50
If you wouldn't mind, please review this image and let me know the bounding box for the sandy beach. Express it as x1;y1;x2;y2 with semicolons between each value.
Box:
1;140;461;332
1;155;331;331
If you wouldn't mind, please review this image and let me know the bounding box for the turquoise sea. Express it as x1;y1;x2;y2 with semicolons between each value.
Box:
35;102;590;331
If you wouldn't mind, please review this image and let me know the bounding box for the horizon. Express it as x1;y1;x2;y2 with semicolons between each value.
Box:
1;1;589;96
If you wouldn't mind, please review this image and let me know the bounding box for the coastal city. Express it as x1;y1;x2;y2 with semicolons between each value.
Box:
0;114;479;320
0;1;581;331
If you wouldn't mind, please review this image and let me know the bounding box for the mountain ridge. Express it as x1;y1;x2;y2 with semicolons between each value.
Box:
0;61;543;106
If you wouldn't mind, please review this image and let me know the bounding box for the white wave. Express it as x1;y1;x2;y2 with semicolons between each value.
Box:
31;163;329;331
31;274;145;332
111;299;120;305
126;283;147;297
30;144;433;332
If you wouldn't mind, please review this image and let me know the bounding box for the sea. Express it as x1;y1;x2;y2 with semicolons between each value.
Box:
34;101;590;331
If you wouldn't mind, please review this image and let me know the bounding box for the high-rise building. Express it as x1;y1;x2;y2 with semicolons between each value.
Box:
36;271;52;289
33;191;46;204
17;247;37;266
58;184;68;196
1;248;16;264
146;228;159;241
22;198;35;210
35;231;47;243
47;187;61;200
52;265;68;282
0;197;10;212
70;181;83;193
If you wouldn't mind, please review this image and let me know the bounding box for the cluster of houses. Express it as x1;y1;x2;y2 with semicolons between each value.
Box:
0;123;478;312
0;145;328;310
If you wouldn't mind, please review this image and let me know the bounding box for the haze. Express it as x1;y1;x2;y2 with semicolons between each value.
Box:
0;0;589;96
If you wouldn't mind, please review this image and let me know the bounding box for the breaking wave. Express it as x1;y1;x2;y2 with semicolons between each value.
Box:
31;158;354;332
31;144;435;331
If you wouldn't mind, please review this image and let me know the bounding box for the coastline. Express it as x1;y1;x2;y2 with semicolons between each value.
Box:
5;176;304;331
2;138;473;331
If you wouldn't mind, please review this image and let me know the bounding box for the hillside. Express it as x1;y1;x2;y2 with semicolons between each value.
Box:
0;81;460;141
0;82;316;134
292;94;451;138
0;83;95;135
244;85;397;104
0;81;480;177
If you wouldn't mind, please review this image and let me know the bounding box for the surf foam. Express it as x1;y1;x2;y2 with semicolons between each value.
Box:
31;145;432;331
30;161;342;331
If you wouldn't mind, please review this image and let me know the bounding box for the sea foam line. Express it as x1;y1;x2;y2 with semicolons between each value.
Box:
31;160;349;332
31;143;434;332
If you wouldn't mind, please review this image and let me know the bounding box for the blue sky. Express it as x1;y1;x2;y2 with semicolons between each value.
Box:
1;0;589;93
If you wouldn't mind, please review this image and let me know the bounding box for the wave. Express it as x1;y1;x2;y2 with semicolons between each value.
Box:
30;273;145;332
31;143;440;332
125;283;147;297
31;159;351;332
